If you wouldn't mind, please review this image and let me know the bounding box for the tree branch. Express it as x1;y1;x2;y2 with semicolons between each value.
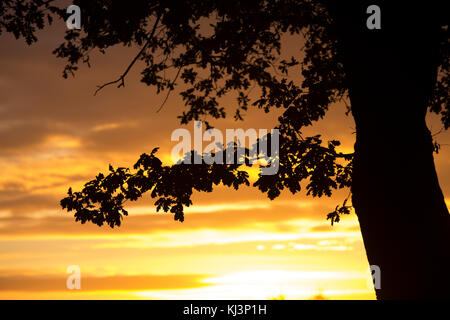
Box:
94;14;162;96
156;65;182;113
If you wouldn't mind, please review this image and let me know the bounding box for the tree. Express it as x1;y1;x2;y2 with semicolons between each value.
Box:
1;0;448;299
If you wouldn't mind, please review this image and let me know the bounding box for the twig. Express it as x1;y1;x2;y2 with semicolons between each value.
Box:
94;14;162;96
156;65;182;113
432;126;445;137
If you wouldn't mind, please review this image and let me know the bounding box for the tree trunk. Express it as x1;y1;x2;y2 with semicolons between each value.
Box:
327;1;450;299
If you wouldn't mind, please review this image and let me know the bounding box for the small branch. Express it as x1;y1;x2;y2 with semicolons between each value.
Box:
94;14;162;96
156;65;182;113
432;126;445;137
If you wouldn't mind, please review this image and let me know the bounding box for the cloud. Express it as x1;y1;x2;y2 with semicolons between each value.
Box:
0;273;209;292
0;122;57;153
0;199;357;238
0;193;59;214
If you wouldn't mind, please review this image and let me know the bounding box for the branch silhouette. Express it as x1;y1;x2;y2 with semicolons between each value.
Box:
94;14;162;96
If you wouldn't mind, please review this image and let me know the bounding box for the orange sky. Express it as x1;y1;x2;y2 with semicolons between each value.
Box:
0;20;449;300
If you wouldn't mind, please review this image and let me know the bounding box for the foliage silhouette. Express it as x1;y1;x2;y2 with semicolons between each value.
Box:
1;0;449;299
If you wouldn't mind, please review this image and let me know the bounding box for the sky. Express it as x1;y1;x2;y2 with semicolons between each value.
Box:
0;18;449;300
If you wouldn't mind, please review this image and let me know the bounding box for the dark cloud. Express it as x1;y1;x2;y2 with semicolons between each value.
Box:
0;122;57;152
0;273;209;291
0;193;58;213
0;199;347;237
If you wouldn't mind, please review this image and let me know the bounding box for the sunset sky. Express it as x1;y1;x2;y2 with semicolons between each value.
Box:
0;19;449;300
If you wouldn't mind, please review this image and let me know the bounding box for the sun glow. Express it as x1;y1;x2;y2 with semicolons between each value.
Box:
132;270;374;300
